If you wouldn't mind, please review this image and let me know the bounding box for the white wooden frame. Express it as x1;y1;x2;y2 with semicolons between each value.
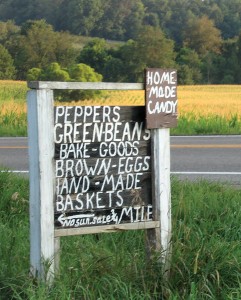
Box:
152;129;172;272
27;81;172;281
28;89;56;281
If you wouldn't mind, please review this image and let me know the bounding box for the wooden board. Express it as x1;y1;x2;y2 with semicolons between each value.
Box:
55;205;153;228
54;106;147;124
54;105;153;231
56;172;151;194
145;68;177;129
28;81;144;90
28;89;55;281
54;221;160;237
28;81;172;280
55;143;151;160
55;156;151;177
55;185;152;213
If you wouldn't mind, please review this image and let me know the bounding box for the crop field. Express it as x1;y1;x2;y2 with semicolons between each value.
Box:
78;85;241;118
0;81;28;136
0;81;241;135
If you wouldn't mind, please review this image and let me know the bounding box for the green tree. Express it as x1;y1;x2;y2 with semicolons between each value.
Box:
0;44;16;79
0;21;20;46
93;0;145;40
68;63;103;100
58;0;146;40
0;0;35;24
142;0;169;29
9;20;57;78
69;63;102;82
217;0;241;39
26;68;43;81
1;0;241;45
0;0;64;28
101;25;176;82
111;39;138;82
8;20;78;79
120;26;176;82
41;62;70;81
210;36;241;84
58;0;105;36
184;16;222;57
27;63;70;81
135;26;176;67
176;48;202;84
236;33;241;82
162;1;194;46
27;62;102;100
54;31;79;68
184;16;223;83
103;56;125;82
78;38;110;75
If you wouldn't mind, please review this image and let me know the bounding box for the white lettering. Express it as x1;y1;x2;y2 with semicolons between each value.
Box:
148;100;178;114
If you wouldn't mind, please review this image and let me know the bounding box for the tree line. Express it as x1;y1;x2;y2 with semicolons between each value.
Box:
0;0;241;85
1;0;241;41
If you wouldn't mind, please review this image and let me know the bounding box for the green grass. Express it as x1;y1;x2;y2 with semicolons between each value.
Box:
0;172;240;299
1;111;241;137
0;81;27;103
0;111;27;136
171;113;241;135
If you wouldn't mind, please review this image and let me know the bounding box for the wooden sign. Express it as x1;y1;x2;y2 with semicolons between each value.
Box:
145;68;177;129
54;105;153;232
27;81;171;282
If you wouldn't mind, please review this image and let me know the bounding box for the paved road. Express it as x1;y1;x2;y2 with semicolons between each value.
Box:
0;137;28;173
0;136;240;185
171;135;241;185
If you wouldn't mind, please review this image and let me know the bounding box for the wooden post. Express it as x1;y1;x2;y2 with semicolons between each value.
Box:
147;128;172;274
145;68;176;273
27;89;57;282
26;80;173;281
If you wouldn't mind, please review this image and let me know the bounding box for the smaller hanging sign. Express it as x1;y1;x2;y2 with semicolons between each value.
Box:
145;68;177;129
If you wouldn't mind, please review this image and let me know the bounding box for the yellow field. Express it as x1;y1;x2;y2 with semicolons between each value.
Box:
62;85;241;119
1;101;27;115
0;80;27;115
178;85;241;118
1;81;241;119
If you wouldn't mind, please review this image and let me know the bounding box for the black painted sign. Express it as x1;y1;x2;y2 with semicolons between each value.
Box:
145;68;177;129
54;106;152;229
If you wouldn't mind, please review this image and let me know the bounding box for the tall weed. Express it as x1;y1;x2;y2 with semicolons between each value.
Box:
0;172;240;299
171;113;241;135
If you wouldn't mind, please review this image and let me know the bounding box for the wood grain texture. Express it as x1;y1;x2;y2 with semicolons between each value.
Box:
55;221;160;237
55;185;152;213
28;81;144;90
146;128;172;272
145;68;177;129
28;89;56;281
55;156;151;177
54;141;151;159
54;106;147;123
53;104;153;232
